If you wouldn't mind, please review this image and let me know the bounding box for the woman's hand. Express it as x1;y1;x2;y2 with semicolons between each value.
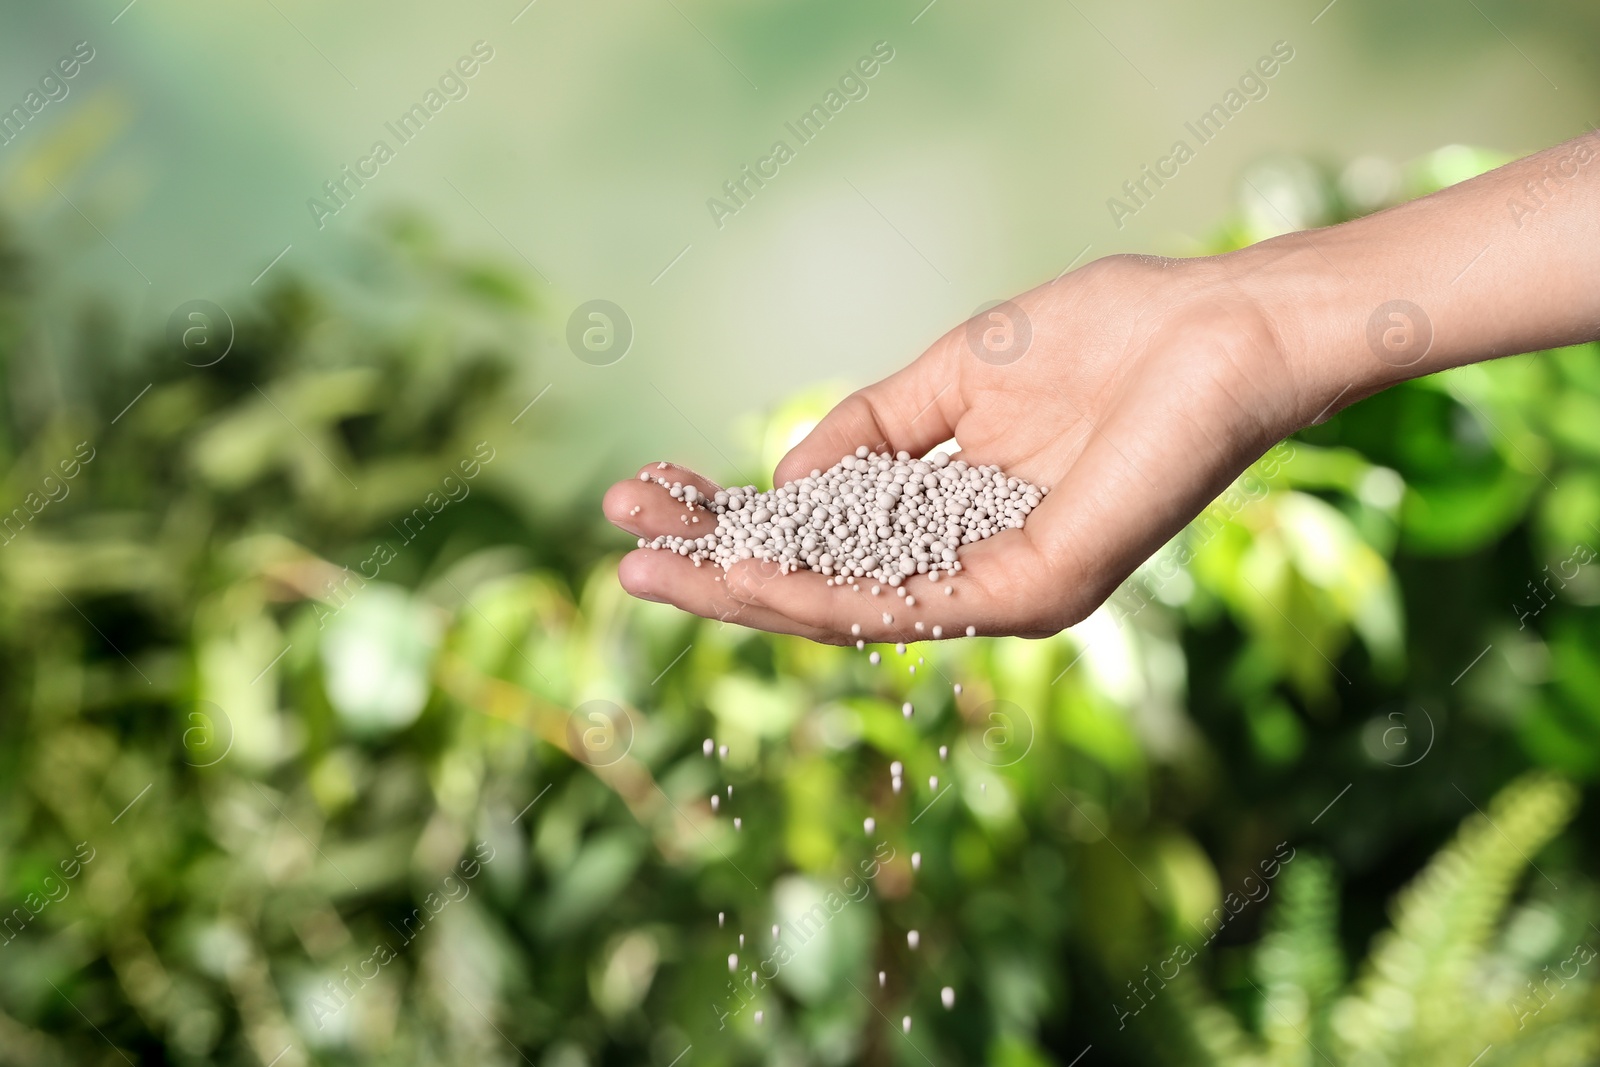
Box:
602;254;1311;643
602;135;1600;644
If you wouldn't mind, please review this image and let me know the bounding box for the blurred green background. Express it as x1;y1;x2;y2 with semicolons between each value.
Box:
3;1;1600;1065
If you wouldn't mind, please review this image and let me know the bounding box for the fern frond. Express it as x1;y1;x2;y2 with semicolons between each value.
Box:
1148;970;1271;1067
1484;989;1600;1067
1254;853;1343;1067
1331;773;1579;1067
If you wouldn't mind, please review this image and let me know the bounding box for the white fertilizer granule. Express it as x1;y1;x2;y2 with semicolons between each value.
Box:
640;447;1046;588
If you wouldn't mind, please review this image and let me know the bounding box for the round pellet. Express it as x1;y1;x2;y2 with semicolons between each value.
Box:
637;449;1047;604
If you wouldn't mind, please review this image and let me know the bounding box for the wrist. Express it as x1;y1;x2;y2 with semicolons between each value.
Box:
1212;234;1405;428
1212;138;1600;428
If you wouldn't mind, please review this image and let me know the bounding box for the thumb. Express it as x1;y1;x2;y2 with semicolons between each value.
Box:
773;345;960;485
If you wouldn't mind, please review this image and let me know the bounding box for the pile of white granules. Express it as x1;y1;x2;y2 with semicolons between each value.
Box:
638;446;1046;587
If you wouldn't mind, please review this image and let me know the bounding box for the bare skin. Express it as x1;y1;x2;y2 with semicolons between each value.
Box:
603;134;1600;644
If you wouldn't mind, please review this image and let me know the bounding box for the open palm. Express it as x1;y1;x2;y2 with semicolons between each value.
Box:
603;255;1310;643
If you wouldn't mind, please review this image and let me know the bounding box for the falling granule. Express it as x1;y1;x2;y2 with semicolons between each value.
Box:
932;625;943;638
896;643;907;655
980;782;987;796
914;621;925;633
856;639;865;650
755;1010;764;1025
902;1016;912;1033
953;683;963;695
909;665;917;675
703;738;714;757
727;785;733;798
911;851;921;871
890;761;903;776
917;656;924;665
938;745;948;761
864;817;876;834
739;934;745;949
871;585;881;596
719;744;729;760
719;911;725;928
851;623;861;636
728;954;738;972
941;987;955;1010
882;612;894;625
902;701;914;719
907;930;920;950
733;817;742;830
906;596;916;607
892;776;903;794
869;652;881;666
878;970;887;988
711;795;721;812
966;626;976;637
945;586;953;596
929;776;939;790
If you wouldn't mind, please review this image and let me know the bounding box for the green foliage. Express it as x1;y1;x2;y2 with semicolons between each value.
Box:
1333;774;1580;1064
1256;854;1342;1065
1155;774;1595;1067
0;152;1597;1067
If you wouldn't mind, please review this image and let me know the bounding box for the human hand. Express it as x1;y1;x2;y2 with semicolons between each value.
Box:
603;254;1315;643
604;136;1600;644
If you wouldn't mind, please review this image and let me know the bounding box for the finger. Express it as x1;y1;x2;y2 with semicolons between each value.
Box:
602;463;727;539
616;549;848;644
774;343;962;486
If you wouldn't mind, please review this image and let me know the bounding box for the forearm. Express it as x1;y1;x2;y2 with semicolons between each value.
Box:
1222;133;1600;424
